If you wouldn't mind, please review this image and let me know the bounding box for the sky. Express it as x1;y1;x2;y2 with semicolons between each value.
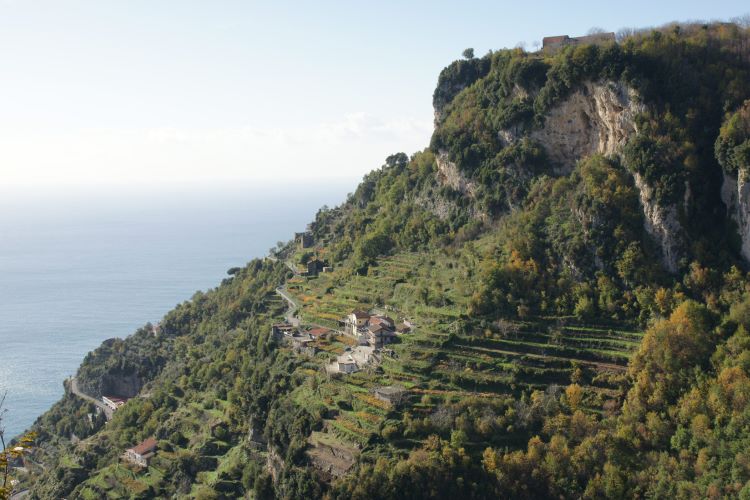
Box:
0;0;748;191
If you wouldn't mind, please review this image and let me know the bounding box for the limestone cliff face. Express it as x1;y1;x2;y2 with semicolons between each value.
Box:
721;169;750;261
632;172;684;272
501;80;688;271
434;78;690;271
500;81;645;173
415;154;483;221
436;152;477;197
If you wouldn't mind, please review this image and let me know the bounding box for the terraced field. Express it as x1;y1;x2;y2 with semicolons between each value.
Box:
281;248;642;447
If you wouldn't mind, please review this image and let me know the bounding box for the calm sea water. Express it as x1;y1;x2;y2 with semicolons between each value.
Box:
0;181;352;439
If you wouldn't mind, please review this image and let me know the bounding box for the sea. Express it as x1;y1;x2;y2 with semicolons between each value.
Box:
0;180;353;439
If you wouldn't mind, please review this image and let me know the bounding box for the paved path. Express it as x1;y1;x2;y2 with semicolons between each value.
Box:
274;257;350;336
69;377;113;420
275;286;300;327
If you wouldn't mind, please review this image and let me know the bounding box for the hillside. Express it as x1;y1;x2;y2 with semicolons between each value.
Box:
13;21;750;499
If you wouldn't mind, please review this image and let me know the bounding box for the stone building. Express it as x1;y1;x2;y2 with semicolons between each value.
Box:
124;437;157;467
295;231;313;249
542;32;615;52
373;386;407;407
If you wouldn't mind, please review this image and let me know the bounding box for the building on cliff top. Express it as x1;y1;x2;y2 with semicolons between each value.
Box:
542;32;615;52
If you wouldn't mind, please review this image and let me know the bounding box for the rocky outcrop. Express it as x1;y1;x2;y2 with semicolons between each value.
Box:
633;172;683;272
422;153;486;221
435;77;686;272
101;373;142;398
721;169;750;262
436;152;477;197
266;448;285;482
531;81;644;172
498;80;689;271
498;81;644;173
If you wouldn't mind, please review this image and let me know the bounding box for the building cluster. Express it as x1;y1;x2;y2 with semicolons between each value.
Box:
344;310;411;349
325;309;413;375
542;32;616;52
271;322;332;356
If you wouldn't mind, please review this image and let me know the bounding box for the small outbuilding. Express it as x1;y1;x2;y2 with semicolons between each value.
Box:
373;386;407;407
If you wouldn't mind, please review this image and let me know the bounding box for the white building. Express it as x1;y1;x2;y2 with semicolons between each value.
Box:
346;310;370;335
337;354;358;374
102;395;127;411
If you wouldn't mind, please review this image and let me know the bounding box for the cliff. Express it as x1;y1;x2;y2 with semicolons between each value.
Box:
722;169;750;260
431;36;747;274
717;101;750;262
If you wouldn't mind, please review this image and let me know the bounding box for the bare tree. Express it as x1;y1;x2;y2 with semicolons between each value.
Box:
496;318;519;339
0;393;35;499
730;14;750;29
616;27;635;42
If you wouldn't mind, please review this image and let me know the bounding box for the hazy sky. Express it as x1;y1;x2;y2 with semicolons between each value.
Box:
0;1;747;190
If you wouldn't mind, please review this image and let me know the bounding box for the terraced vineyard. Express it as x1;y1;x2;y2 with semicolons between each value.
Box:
279;248;643;451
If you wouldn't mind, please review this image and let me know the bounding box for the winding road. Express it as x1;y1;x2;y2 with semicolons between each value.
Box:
68;377;113;420
275;286;300;327
274;259;346;335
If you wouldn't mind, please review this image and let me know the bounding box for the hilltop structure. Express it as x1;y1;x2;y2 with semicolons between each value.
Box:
295;231;313;249
542;32;615;52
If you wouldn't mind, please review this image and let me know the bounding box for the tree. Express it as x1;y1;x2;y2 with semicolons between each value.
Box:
384;153;408;170
496;318;519;339
565;384;583;410
0;393;35;500
462;48;475;60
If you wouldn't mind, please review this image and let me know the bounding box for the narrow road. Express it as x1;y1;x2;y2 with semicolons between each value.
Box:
276;260;346;335
275;286;300;327
69;377;113;420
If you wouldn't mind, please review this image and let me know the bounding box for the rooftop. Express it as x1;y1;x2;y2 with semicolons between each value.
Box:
374;386;406;396
102;395;126;403
128;437;157;456
308;327;331;337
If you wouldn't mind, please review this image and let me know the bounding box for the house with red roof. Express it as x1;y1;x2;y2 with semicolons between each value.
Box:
124;437;157;467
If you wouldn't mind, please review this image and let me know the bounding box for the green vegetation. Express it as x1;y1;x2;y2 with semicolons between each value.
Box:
17;19;750;500
716;100;750;176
